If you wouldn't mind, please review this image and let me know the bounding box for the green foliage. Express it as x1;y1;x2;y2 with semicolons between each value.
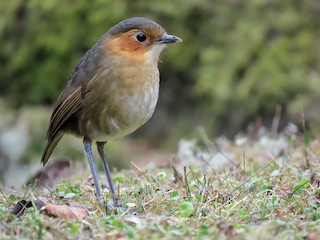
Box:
1;0;320;135
156;172;167;181
292;178;310;195
55;182;82;198
179;201;195;217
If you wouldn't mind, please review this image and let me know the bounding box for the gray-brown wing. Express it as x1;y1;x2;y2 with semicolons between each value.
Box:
42;39;105;164
41;83;90;165
47;85;83;139
46;38;105;139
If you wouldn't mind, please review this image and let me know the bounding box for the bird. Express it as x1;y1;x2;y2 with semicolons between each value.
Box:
41;17;182;206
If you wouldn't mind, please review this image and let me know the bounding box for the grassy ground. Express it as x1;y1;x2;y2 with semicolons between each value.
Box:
1;132;320;239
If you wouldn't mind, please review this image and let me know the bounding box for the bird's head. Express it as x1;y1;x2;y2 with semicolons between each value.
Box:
104;17;182;63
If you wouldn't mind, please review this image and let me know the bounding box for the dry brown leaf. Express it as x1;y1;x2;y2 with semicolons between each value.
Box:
10;200;32;217
44;202;88;220
10;199;45;219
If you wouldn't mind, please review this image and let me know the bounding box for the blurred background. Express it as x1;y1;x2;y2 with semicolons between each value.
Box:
1;0;320;187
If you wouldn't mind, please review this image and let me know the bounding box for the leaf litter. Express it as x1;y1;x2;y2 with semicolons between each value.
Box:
1;125;320;239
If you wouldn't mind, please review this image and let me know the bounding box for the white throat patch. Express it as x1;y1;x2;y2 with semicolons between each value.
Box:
146;44;167;64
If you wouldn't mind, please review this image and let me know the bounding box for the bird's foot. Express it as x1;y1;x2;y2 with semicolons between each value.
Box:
108;198;122;209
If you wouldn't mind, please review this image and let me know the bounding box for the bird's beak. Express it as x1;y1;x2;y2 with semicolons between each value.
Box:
156;33;182;44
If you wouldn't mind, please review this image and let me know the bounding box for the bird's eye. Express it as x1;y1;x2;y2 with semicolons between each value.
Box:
136;33;147;42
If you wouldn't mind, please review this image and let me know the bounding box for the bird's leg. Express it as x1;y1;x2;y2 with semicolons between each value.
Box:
96;142;119;206
83;137;104;203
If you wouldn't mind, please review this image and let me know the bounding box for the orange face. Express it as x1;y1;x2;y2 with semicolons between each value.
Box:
104;28;166;62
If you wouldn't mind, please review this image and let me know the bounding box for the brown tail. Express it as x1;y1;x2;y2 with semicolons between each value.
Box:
41;132;64;165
